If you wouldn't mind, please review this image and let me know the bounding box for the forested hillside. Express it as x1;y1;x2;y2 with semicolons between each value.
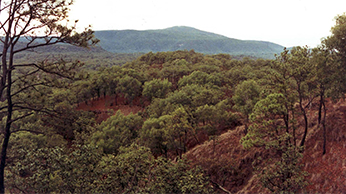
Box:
1;0;346;193
94;26;284;59
4;45;346;193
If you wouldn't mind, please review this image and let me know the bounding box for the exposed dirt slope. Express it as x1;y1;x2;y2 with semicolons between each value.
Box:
185;98;346;193
301;99;346;193
76;95;144;123
185;126;264;193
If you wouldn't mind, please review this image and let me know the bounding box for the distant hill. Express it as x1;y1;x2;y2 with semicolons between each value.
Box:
2;42;141;70
94;26;285;59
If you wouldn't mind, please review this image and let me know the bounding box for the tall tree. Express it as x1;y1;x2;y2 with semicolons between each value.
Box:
311;45;340;155
324;14;346;64
269;47;314;147
0;0;97;192
287;47;314;147
232;79;261;134
241;93;309;192
324;14;346;95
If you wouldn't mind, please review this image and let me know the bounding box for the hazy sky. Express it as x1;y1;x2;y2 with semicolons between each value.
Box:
69;0;346;48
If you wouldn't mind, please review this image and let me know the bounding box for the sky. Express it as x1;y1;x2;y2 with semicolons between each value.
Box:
68;0;346;48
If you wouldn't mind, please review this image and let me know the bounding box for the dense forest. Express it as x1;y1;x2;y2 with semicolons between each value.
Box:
1;0;346;193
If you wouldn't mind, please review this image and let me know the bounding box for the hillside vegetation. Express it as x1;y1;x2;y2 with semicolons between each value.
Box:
94;26;284;59
5;44;346;192
2;1;346;192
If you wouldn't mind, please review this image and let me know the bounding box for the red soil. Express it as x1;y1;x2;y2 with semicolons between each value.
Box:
76;95;145;123
185;98;346;193
302;99;346;193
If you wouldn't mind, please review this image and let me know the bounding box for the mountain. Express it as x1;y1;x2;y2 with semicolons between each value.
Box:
94;26;285;59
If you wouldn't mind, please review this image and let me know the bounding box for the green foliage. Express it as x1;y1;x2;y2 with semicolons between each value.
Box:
195;100;237;133
322;14;346;96
166;84;222;108
160;59;191;85
148;157;213;194
226;61;264;87
97;144;214;194
146;98;178;118
96;144;155;193
324;14;346;60
241;93;287;149
7;143;214;193
168;107;194;156
139;115;172;156
241;91;309;192
10;39;346;193
232;80;261;129
142;78;172;101
6;145;103;193
91;111;143;154
257;146;309;193
178;71;222;88
116;75;142;105
140;106;197;157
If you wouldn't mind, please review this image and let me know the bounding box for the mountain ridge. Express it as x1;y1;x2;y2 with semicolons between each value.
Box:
94;26;285;59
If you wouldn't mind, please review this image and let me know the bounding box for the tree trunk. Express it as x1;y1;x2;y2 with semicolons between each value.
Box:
292;110;297;147
318;91;324;125
298;86;308;148
244;116;249;134
0;120;12;194
322;98;327;155
299;107;308;147
0;65;13;194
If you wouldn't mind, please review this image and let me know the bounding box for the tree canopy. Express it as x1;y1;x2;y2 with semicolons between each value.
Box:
1;8;346;193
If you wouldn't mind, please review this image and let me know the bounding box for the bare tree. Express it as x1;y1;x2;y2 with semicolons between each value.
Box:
0;0;97;192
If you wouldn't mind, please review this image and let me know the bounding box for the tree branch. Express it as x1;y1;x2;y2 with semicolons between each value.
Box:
13;105;55;117
13;38;62;54
210;180;232;194
12;128;45;135
9;112;34;124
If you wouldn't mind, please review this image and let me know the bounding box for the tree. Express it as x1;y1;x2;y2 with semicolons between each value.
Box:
142;78;172;101
177;71;223;88
241;93;309;192
116;75;142;105
91;111;143;155
310;45;340;155
6;144;103;193
324;14;346;66
287;47;314;147
266;47;314;147
195;100;237;133
139;115;172;157
167;106;194;158
258;145;309;193
241;93;288;149
160;59;191;87
140;106;195;158
0;0;97;192
232;79;261;133
96;144;214;193
166;84;222;109
146;97;178;118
